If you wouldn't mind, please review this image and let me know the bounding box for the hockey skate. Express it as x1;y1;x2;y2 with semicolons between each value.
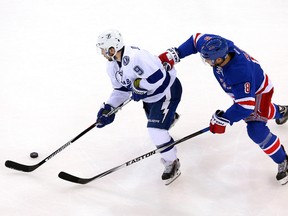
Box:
161;158;181;185
169;112;180;130
276;105;288;125
276;156;288;185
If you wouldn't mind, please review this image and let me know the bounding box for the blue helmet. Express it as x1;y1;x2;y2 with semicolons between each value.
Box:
200;37;228;60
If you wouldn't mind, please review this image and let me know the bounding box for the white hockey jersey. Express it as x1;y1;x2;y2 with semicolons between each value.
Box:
105;46;177;107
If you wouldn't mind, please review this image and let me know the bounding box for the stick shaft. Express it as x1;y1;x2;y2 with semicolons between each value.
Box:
5;99;132;172
58;127;210;184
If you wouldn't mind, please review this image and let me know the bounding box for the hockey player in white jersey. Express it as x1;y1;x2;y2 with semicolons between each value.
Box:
95;29;182;185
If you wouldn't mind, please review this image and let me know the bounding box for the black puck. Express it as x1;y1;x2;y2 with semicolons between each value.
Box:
30;152;38;158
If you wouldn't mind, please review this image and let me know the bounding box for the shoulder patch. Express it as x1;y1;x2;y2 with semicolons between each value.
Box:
123;56;130;66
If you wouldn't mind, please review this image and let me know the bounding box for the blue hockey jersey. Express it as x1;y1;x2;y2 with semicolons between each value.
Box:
176;33;273;124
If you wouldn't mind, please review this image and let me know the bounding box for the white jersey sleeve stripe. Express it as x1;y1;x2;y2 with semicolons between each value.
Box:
234;97;255;110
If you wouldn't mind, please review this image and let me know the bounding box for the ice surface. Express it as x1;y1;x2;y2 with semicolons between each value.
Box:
1;0;288;215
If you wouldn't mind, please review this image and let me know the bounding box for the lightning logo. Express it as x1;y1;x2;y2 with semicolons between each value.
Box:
161;102;169;123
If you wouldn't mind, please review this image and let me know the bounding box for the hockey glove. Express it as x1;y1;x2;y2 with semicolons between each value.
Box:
131;78;148;102
210;110;230;134
158;47;180;71
96;103;115;128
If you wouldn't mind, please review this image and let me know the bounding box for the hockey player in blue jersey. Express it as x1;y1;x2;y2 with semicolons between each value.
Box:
159;33;288;185
95;29;182;185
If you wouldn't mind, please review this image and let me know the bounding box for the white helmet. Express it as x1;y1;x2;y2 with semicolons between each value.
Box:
96;29;124;58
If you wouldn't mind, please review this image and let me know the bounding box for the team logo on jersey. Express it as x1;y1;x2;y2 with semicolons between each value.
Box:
115;70;123;83
115;70;131;87
123;56;130;66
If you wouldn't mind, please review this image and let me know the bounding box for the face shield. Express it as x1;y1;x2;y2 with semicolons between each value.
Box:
200;53;217;67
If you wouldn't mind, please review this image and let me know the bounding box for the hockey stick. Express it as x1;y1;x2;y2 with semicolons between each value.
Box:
58;126;210;184
5;98;132;172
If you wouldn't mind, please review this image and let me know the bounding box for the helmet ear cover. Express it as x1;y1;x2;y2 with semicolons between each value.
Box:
200;37;228;61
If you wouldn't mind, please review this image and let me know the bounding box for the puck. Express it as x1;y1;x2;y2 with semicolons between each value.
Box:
30;152;38;158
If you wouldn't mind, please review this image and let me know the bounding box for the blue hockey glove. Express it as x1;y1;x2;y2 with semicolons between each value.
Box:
96;103;115;128
131;78;148;102
210;110;230;134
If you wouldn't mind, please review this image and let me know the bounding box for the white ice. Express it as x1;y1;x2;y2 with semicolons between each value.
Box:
1;0;288;215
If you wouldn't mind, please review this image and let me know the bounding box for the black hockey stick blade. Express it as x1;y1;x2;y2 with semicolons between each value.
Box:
5;160;41;172
5;138;82;172
4;123;95;172
58;172;85;184
59;164;124;184
58;126;210;184
5;138;78;172
5;99;132;172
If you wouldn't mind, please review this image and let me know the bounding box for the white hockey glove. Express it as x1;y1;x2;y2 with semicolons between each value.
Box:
158;47;180;71
210;110;230;134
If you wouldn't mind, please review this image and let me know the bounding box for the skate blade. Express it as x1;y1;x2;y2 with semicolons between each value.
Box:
278;175;288;185
164;170;181;185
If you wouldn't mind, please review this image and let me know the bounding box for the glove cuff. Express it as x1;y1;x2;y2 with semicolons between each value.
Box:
211;110;230;126
132;79;148;95
167;48;180;63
